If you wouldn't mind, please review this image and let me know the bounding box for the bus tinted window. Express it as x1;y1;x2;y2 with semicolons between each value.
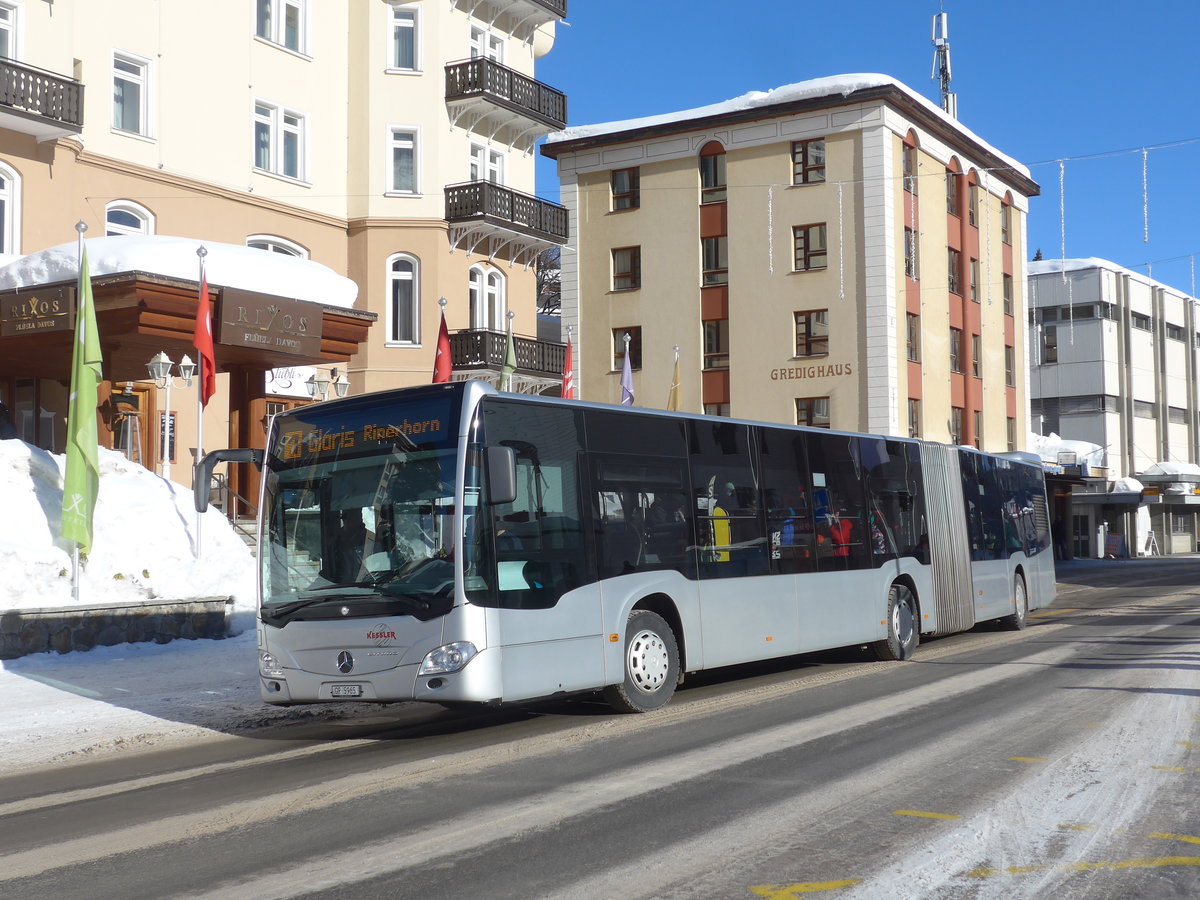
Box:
590;456;695;579
469;399;589;609
961;451;1007;561
758;428;816;574
807;433;870;571
584;409;688;457
863;438;927;565
688;420;768;578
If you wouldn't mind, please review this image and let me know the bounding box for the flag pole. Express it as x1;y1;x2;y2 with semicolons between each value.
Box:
73;221;85;602
195;246;207;557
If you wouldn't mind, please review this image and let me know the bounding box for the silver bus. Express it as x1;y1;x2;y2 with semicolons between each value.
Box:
197;380;1055;713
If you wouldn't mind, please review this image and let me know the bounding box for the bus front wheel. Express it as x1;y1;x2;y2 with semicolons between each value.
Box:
604;609;680;713
873;584;919;661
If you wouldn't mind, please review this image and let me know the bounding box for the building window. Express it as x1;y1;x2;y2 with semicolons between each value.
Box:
469;25;504;61
613;327;642;371
904;227;919;279
468;265;505;331
968;183;980;227
793;223;828;272
469;142;504;184
1007;417;1016;452
703;319;729;370
796;397;830;429
791;138;825;185
971;334;981;377
969;257;980;302
946;170;959;216
947;247;961;294
950;406;964;444
906;313;920;362
795;310;829;357
704;403;730;417
612;247;641;291
113;52;151;136
1133;400;1156;419
1041;325;1058;364
1003;273;1013;315
388;4;418;71
1166;323;1184;341
903;143;918;194
247;235;307;257
1132;312;1152;332
949;327;963;373
972;411;982;449
256;0;306;53
1169;406;1188;425
1005;345;1015;386
702;236;728;286
612;167;640;210
1000;202;1012;244
255;102;304;180
699;143;726;203
0;3;19;60
389;128;417;193
908;398;921;439
105;201;154;236
387;253;419;344
0;161;20;255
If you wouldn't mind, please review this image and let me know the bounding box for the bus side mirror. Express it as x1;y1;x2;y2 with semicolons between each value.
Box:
194;448;264;513
485;445;517;506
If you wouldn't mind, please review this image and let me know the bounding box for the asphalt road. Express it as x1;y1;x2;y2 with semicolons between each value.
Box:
2;557;1199;899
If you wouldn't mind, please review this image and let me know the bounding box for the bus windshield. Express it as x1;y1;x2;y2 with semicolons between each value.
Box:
260;389;461;623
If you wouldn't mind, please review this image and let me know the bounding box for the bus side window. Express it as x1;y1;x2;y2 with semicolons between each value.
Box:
687;420;768;579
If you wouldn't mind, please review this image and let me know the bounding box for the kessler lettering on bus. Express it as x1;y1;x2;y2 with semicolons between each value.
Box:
770;362;853;380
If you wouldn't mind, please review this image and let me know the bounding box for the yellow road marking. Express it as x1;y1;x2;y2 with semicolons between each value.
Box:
1176;741;1197;749
1009;756;1047;762
1059;823;1096;831
1030;608;1077;618
969;856;1200;878
749;881;862;897
894;809;961;820
1149;832;1200;845
1150;766;1186;772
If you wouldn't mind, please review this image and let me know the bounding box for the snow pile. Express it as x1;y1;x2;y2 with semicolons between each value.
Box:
0;439;256;630
1112;476;1144;493
545;73;1030;178
1027;432;1105;469
0;235;358;309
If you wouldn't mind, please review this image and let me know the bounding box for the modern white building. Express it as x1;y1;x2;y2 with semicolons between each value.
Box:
1028;258;1200;557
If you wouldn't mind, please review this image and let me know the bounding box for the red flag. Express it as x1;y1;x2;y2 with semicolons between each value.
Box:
193;268;216;406
432;312;451;383
561;336;574;399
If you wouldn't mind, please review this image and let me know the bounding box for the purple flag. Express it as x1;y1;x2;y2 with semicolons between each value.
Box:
620;349;634;406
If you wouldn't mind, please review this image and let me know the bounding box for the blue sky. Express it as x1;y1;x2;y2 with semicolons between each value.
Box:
535;1;1200;294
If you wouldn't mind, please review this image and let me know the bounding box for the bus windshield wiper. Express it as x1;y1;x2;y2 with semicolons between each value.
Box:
268;587;377;618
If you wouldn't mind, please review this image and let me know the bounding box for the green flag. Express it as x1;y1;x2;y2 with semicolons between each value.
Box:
499;324;516;391
62;244;102;554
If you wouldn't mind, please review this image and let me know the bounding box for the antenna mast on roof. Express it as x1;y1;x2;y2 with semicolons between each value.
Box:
931;9;957;118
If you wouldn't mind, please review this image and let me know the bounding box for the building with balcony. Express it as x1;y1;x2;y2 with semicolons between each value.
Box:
542;74;1038;454
0;0;569;493
1029;258;1200;557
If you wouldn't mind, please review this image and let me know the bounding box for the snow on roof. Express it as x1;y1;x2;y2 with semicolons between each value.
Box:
544;73;1030;179
0;235;359;309
1142;461;1200;478
1028;258;1196;299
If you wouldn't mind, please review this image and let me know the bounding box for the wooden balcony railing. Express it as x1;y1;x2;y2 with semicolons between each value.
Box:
445;181;568;244
0;58;83;130
449;329;565;378
445;58;566;130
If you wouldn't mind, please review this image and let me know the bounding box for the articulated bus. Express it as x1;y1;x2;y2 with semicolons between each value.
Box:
197;380;1055;713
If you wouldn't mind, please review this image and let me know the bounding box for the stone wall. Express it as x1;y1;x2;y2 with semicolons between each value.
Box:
0;598;231;660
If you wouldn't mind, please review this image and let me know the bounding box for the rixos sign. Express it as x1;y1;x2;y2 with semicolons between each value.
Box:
0;286;74;337
217;288;322;356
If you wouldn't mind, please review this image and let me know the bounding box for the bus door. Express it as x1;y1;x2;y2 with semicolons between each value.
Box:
960;452;1011;620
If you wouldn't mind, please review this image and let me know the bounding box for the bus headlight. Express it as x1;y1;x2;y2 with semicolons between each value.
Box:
419;641;478;676
260;652;286;679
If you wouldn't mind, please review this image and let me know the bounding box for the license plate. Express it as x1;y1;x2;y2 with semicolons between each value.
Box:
330;683;363;698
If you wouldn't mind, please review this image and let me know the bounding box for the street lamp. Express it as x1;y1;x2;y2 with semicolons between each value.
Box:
305;368;350;402
146;351;195;482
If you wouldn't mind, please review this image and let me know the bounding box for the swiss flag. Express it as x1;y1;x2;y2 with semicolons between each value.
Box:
432;312;451;383
193;269;216;406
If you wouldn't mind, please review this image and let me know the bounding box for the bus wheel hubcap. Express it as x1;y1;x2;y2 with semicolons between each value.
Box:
628;629;669;693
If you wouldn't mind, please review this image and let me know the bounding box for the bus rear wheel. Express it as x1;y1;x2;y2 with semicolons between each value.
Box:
604;609;680;713
873;583;919;661
1001;575;1028;630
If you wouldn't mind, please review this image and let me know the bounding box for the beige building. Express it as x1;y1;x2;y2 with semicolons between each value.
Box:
543;74;1039;452
0;0;567;496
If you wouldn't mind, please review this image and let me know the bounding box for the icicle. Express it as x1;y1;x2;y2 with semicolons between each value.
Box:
1142;148;1149;243
767;184;774;275
1058;160;1067;282
837;180;845;302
